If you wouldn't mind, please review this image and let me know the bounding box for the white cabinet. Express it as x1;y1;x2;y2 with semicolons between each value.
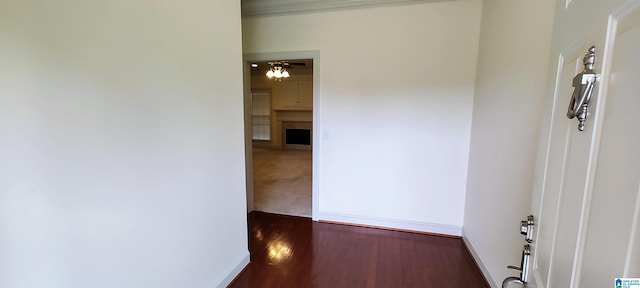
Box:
272;80;312;110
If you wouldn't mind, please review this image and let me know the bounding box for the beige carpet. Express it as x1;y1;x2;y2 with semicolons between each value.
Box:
252;149;312;217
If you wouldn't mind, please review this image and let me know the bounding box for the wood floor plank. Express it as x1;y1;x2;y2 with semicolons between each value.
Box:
229;212;490;288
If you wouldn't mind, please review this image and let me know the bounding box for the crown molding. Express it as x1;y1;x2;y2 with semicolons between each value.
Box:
241;0;451;17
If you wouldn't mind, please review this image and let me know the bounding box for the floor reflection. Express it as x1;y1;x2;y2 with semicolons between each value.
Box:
267;237;292;263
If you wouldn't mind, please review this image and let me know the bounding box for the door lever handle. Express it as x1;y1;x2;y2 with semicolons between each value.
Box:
507;265;522;271
506;244;531;283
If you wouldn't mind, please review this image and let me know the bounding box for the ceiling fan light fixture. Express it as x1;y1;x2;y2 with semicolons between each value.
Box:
266;61;291;80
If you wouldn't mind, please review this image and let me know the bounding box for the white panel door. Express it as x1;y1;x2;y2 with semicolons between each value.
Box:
531;0;640;287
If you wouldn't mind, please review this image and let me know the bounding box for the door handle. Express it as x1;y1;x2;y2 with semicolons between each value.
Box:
567;46;598;131
506;244;531;284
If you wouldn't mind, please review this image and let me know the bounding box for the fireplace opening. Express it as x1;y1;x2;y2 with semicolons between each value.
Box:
281;121;311;150
286;128;311;146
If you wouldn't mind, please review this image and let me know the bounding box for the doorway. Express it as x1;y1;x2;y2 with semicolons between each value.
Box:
243;52;319;219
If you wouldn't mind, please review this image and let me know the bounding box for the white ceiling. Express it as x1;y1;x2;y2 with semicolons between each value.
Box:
241;0;451;17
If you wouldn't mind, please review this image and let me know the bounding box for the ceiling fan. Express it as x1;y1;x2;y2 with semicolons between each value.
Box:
267;61;306;69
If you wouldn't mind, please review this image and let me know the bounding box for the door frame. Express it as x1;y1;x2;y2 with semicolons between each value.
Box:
242;51;320;220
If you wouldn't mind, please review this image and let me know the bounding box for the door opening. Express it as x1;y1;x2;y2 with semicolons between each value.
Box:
243;52;318;220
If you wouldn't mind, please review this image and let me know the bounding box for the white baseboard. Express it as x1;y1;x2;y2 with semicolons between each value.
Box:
316;211;462;236
462;229;498;288
211;251;250;288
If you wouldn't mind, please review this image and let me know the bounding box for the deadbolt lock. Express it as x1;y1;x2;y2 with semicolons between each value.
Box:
520;215;534;243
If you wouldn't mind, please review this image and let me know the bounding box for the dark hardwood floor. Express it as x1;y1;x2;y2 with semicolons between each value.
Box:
229;212;490;288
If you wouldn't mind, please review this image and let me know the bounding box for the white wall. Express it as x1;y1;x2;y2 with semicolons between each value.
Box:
243;1;482;234
0;1;249;287
463;0;555;286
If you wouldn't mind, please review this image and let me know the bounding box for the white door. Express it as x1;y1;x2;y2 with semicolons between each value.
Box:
531;0;640;287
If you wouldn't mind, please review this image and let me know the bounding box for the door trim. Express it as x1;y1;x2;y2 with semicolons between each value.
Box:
242;50;320;221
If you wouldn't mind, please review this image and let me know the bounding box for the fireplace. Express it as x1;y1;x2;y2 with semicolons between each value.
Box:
282;121;312;150
286;129;311;145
